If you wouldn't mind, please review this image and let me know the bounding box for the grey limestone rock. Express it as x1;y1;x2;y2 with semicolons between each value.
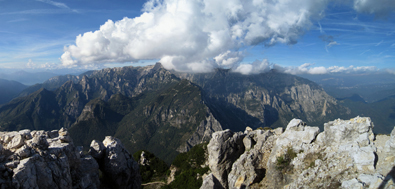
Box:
58;127;72;143
178;110;223;153
98;136;141;189
208;129;245;188
201;117;395;189
200;173;224;189
228;130;276;189
8;134;24;149
0;130;141;189
385;127;395;153
88;139;105;159
31;135;49;150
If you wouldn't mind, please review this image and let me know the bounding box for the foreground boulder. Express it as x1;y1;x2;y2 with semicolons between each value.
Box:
89;136;141;189
0;128;141;189
202;116;395;189
207;129;246;188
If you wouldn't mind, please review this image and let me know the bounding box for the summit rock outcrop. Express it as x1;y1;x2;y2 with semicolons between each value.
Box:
202;116;395;189
0;128;141;189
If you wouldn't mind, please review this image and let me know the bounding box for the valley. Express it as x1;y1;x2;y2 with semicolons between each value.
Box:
0;64;394;188
0;63;356;164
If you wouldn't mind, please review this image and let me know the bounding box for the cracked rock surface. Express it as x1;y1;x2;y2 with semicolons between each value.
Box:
0;128;141;189
202;116;395;189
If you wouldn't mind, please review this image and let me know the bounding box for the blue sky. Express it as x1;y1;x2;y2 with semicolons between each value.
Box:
0;0;394;74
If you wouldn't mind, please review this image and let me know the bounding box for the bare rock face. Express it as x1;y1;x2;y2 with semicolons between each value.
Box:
207;129;246;188
227;130;277;189
0;129;141;189
385;127;395;153
0;128;100;189
90;136;141;189
178;110;223;153
88;139;105;159
201;117;395;189
269;118;320;164
200;173;224;189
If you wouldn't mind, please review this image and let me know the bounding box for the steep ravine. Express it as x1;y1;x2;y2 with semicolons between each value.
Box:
176;69;351;130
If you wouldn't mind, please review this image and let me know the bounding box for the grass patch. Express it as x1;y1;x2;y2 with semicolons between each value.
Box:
162;143;209;189
275;147;297;173
133;150;169;184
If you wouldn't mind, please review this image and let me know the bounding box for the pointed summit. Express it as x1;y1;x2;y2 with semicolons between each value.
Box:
152;62;164;71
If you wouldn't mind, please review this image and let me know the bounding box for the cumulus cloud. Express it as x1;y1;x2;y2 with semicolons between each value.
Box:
60;0;393;73
234;59;271;75
26;59;60;69
61;0;328;72
214;51;244;68
275;63;328;75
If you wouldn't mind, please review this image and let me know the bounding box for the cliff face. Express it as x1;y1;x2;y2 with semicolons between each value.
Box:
0;128;141;189
177;69;350;130
202;116;395;189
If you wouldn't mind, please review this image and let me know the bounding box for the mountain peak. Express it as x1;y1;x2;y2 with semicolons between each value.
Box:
151;62;165;72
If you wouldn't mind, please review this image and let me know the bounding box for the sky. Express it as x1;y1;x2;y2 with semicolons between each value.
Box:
0;0;394;75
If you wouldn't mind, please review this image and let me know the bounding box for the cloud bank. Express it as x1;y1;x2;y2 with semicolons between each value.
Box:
274;63;378;75
60;0;393;73
354;0;395;17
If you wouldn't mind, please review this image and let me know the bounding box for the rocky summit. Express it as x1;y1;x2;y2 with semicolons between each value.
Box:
201;116;395;189
0;116;393;189
0;128;141;189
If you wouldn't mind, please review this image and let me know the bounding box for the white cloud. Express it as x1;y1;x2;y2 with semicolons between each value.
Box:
353;0;395;17
60;0;393;73
26;59;57;69
61;0;328;72
26;59;36;68
234;59;271;75
327;65;378;73
327;41;339;48
277;63;328;75
214;50;244;68
274;63;378;75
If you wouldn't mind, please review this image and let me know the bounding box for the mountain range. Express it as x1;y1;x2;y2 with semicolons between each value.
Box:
0;79;27;105
0;63;388;163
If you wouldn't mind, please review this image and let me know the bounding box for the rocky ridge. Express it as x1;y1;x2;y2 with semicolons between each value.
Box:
0;128;141;188
202;116;395;189
177;69;350;130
